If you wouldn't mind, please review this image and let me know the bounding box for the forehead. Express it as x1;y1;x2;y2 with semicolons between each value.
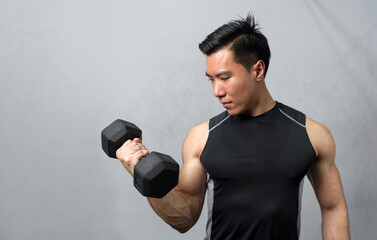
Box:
206;48;235;67
206;48;244;75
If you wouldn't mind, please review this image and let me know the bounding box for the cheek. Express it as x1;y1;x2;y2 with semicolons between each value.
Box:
231;82;253;101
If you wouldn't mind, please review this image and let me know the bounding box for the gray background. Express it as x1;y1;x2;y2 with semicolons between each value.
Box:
1;0;376;239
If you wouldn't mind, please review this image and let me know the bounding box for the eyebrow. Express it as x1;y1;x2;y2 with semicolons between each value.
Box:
205;71;232;78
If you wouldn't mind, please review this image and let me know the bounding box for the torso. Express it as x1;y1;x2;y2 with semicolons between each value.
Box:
199;101;317;240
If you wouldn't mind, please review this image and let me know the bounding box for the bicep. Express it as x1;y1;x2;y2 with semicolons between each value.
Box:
306;122;346;210
177;159;207;199
174;123;208;217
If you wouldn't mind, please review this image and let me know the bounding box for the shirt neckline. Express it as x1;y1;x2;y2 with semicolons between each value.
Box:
234;101;280;121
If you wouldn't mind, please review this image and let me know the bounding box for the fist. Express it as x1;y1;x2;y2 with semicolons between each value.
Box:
115;138;149;176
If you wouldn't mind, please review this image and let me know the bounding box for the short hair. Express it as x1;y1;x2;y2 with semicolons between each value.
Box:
199;13;271;76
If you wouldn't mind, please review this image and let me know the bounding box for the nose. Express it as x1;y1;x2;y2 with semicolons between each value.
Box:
213;80;226;98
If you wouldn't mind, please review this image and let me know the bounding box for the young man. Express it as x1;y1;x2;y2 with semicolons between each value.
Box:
115;14;350;240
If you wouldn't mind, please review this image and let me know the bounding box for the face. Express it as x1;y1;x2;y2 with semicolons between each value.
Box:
206;48;260;115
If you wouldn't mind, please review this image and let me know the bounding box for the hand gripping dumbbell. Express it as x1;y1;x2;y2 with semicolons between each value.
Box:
101;119;179;198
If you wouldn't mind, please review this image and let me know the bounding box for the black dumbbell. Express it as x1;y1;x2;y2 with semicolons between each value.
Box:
101;119;179;198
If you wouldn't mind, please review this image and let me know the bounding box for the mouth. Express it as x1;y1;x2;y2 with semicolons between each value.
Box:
221;102;232;108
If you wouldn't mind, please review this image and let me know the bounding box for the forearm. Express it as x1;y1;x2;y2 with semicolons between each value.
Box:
147;188;197;233
321;204;350;240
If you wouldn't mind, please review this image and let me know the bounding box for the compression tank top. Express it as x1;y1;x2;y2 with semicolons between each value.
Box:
200;101;316;240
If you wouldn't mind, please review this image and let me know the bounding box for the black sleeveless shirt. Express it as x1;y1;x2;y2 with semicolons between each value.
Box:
200;101;316;240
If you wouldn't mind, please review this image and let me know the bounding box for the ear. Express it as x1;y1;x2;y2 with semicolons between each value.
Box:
252;60;265;82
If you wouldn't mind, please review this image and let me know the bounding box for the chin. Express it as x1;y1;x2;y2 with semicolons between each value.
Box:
226;105;248;116
226;108;240;116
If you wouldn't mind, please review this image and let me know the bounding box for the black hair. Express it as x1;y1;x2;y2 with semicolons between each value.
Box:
199;13;271;76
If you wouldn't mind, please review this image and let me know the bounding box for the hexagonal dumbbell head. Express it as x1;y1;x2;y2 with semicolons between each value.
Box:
101;119;142;158
134;151;179;198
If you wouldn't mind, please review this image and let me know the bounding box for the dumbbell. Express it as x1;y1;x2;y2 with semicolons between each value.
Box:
101;119;179;198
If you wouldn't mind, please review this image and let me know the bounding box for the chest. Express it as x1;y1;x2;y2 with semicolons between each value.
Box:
200;119;316;183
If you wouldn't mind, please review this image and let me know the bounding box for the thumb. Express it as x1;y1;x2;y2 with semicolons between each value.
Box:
134;138;142;143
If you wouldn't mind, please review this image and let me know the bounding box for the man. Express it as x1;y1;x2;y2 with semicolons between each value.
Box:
115;13;350;240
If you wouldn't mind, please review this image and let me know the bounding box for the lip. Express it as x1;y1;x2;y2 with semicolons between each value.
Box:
221;102;231;108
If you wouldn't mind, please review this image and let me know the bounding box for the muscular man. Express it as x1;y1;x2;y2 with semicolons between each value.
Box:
116;13;350;240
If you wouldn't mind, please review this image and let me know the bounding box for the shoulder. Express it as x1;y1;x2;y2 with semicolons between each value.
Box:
278;102;306;126
208;111;229;129
186;121;209;142
182;121;209;161
305;116;335;160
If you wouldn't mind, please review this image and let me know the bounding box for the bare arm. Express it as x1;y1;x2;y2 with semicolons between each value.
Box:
306;116;350;240
116;122;208;233
148;122;208;233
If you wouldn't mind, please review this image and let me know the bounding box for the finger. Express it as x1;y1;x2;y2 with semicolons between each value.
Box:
116;140;148;161
120;139;143;152
126;142;144;154
130;139;147;151
118;148;148;166
115;143;141;160
125;150;149;176
122;139;133;148
133;149;149;160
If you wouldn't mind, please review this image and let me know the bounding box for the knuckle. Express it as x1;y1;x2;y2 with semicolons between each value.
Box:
115;149;122;159
130;143;138;149
134;151;143;159
136;149;148;157
124;156;132;165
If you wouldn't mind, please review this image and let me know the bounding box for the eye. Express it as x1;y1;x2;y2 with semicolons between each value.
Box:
221;77;230;80
208;78;214;82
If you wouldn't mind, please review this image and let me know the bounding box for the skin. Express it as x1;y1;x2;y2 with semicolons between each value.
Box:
115;47;350;238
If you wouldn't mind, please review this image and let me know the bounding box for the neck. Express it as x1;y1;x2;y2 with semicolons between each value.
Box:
245;83;275;117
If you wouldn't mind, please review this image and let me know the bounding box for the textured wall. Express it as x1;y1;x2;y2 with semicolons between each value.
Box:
1;0;376;239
